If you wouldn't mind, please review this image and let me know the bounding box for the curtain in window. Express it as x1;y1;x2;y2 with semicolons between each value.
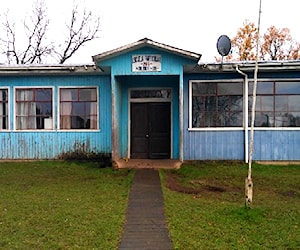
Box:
0;91;3;129
60;90;72;129
17;90;36;129
90;90;97;129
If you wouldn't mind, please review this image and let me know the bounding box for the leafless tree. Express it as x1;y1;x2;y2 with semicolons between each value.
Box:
0;0;101;64
55;4;101;64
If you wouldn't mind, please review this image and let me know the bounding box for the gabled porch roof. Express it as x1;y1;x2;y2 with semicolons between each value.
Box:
92;37;202;63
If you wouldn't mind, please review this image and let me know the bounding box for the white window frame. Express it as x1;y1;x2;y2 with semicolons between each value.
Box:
189;78;300;131
58;86;99;131
0;87;10;130
14;86;55;131
188;79;245;131
247;78;300;130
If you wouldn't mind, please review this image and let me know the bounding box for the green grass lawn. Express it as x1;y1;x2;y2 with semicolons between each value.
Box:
161;161;300;250
0;161;134;249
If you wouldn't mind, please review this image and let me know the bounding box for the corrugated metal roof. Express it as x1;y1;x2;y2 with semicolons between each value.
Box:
0;64;104;75
191;60;300;73
92;37;202;62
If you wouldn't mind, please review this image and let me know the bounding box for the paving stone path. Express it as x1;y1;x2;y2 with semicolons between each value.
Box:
118;169;173;250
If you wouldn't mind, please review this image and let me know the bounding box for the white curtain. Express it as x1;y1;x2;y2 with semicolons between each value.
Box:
17;90;36;129
0;90;3;129
90;90;97;129
60;90;72;129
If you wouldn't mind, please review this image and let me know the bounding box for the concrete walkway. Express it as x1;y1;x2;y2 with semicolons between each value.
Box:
118;169;173;250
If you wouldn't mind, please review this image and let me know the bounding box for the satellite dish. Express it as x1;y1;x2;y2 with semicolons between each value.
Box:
216;35;231;56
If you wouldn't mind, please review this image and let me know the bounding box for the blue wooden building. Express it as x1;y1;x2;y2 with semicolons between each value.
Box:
0;38;299;163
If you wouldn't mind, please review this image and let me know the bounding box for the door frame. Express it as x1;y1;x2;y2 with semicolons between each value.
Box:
128;88;173;159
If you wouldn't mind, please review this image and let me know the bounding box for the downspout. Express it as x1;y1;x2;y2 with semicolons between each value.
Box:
236;65;249;163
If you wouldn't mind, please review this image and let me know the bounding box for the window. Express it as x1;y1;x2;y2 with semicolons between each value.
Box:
0;89;8;130
191;81;243;127
59;87;97;129
15;88;53;130
130;89;171;99
249;81;300;127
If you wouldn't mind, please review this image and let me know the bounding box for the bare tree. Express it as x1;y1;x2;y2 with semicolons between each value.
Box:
55;4;101;64
0;0;101;64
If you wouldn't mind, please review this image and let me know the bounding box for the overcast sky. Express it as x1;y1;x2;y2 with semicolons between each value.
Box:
1;0;300;64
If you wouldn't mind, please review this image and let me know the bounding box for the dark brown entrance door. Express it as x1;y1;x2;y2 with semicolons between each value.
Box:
130;102;171;159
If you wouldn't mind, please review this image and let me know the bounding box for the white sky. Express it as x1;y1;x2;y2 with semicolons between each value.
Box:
1;0;300;64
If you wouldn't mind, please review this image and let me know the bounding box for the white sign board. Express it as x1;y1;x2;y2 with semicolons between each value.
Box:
132;55;161;72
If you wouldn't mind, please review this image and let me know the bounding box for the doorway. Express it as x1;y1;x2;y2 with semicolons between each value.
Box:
130;102;171;159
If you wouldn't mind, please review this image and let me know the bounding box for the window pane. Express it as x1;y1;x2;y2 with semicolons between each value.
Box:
218;83;242;95
191;81;243;128
0;89;8;130
275;96;287;111
16;89;33;101
289;112;300;126
231;96;243;111
230;112;243;126
276;82;300;94
274;112;290;127
261;96;274;111
36;89;52;101
289;96;300;111
72;103;85;116
130;89;171;98
16;88;52;130
59;87;98;130
204;112;217;127
36;102;52;116
61;89;76;101
249;82;274;94
218;96;230;111
206;96;217;111
192;96;205;111
250;112;274;127
218;111;243;127
79;88;97;101
192;83;216;95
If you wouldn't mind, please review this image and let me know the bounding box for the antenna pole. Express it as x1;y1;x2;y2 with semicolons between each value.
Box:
246;0;262;208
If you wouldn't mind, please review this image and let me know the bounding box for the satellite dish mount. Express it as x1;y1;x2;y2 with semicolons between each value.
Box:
216;35;231;64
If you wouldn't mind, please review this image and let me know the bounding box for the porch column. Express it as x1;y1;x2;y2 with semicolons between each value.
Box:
111;76;120;162
179;73;184;161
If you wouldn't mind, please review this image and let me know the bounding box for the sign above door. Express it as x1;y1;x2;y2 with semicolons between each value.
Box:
132;54;161;72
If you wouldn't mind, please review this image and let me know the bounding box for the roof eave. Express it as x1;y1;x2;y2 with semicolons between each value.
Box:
92;38;201;63
193;60;300;73
0;64;105;75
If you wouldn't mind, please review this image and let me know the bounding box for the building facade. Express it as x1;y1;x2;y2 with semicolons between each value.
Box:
0;38;299;162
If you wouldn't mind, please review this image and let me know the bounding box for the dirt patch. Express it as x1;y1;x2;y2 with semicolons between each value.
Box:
280;190;298;197
165;173;227;195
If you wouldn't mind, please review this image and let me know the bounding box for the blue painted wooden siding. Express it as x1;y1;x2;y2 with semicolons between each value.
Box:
183;73;300;161
98;47;196;76
0;75;112;159
252;130;300;161
182;74;244;160
98;46;194;160
183;130;245;160
0;132;111;159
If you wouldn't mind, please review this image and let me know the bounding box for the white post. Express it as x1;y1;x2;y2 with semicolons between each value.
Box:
246;0;262;208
